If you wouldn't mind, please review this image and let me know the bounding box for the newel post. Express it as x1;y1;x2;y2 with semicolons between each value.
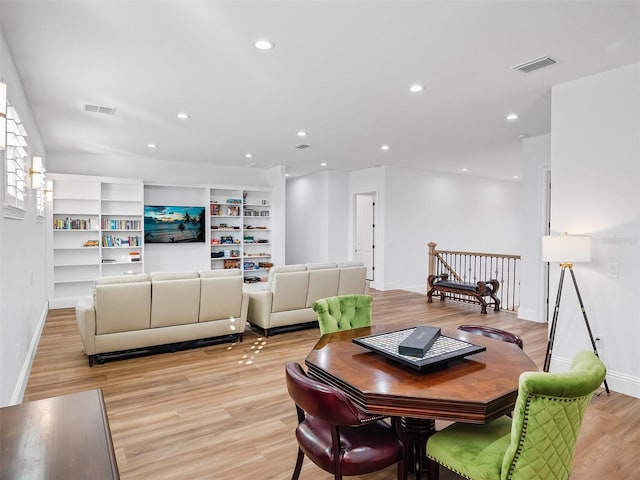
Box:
428;242;437;276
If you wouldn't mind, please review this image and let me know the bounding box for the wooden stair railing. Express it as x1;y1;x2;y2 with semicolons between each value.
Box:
427;242;521;312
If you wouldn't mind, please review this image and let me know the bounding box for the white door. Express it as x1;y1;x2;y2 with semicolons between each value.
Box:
355;194;375;280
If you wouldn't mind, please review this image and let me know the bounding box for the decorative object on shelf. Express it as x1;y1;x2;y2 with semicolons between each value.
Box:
542;232;609;394
83;240;99;247
224;259;240;269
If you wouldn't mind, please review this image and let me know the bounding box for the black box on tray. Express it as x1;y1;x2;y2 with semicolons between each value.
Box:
398;326;441;357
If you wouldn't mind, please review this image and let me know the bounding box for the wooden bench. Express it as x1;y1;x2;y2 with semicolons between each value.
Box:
427;273;500;314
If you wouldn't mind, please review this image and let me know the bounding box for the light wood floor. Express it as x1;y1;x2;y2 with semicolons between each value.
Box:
25;290;638;479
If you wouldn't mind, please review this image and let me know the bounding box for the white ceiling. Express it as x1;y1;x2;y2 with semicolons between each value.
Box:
1;0;639;180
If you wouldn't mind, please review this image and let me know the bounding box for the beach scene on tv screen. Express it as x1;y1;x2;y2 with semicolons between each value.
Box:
144;206;205;243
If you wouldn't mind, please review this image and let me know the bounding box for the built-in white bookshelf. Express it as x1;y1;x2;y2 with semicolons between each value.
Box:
50;174;144;307
210;188;273;283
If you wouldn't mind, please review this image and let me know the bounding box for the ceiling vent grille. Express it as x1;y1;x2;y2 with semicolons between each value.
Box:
84;104;116;115
512;56;556;73
294;144;311;149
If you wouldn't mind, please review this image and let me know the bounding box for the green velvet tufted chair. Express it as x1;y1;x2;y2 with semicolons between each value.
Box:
313;294;372;335
426;350;606;480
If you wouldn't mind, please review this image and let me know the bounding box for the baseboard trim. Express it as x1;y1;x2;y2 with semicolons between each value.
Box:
11;301;48;405
551;355;640;399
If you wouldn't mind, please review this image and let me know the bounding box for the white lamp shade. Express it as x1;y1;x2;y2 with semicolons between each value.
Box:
542;235;592;263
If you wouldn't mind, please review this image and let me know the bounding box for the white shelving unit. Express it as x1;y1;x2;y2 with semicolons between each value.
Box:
50;174;144;307
210;188;272;283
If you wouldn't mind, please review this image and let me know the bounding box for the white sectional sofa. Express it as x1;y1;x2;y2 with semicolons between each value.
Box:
246;262;369;336
76;269;248;365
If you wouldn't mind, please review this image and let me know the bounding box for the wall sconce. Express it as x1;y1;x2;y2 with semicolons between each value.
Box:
30;156;46;190
44;180;54;201
0;81;6;150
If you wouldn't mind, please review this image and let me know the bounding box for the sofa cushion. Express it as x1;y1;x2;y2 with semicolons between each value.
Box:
272;271;310;313
338;266;367;295
336;261;364;268
95;280;151;334
199;275;244;322
150;271;199;281
268;264;307;289
151;274;201;328
95;273;150;285
306;262;338;270
200;269;241;278
306;268;340;308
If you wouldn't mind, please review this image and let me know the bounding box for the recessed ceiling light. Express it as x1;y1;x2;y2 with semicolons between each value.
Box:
381;144;390;151
461;168;468;172
147;143;157;149
513;175;520;179
506;113;519;121
297;131;307;137
320;162;327;167
409;84;424;93
177;112;190;119
254;39;275;50
245;153;253;158
247;162;257;167
284;173;290;177
518;134;528;139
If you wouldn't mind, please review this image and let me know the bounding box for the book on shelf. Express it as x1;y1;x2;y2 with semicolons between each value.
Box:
129;252;141;262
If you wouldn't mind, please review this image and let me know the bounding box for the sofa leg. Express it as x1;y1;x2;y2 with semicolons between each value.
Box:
88;355;95;367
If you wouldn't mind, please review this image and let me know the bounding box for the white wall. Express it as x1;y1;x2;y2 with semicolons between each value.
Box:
285;170;350;265
550;62;640;397
383;166;522;292
518;134;551;322
0;26;49;407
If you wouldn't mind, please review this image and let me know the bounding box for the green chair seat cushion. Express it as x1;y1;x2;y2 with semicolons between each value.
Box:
313;294;372;335
427;416;512;480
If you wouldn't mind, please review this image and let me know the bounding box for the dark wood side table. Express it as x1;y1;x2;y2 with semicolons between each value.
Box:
1;389;119;480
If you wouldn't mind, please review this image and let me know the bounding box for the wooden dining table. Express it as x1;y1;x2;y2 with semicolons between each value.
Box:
305;324;538;480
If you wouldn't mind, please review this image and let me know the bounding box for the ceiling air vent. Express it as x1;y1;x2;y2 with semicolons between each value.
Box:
512;56;556;73
294;144;311;149
84;104;116;115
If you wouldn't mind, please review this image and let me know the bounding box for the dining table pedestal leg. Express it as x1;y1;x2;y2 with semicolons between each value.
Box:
398;417;438;480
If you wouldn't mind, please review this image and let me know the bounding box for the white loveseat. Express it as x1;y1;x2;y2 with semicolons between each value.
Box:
246;262;369;336
76;269;248;365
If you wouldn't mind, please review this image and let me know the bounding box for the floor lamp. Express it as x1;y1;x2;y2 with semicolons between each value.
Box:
542;234;609;394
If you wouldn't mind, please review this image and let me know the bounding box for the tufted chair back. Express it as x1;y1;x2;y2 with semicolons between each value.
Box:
500;350;606;479
312;294;372;335
426;350;606;480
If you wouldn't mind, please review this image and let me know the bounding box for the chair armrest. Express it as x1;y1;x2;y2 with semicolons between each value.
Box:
75;300;96;355
247;290;273;329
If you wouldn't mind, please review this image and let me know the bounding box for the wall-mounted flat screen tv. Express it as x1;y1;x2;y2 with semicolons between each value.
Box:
144;206;205;243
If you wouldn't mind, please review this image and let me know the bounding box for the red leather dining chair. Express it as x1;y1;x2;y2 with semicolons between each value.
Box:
285;362;407;480
457;324;523;349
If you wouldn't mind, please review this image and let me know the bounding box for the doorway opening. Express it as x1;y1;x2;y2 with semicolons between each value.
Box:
354;193;376;281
